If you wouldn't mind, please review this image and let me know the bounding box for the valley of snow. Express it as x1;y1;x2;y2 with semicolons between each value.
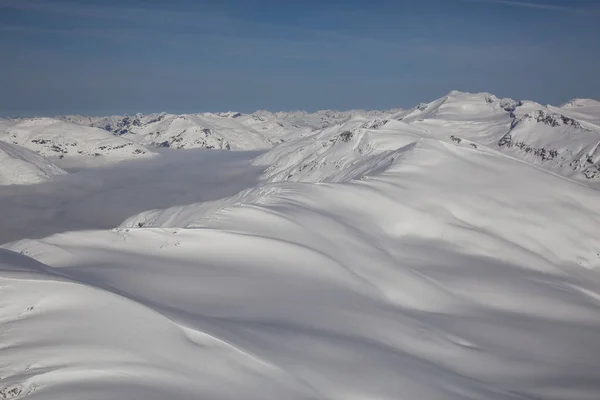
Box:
1;91;600;400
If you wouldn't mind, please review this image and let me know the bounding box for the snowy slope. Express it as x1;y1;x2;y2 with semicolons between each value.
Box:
121;113;272;150
405;92;600;182
0;117;14;131
4;119;600;399
257;91;600;183
254;117;426;183
1;118;155;160
122;133;600;269
0;249;313;400
559;98;600;125
387;91;520;152
0;141;66;185
2;90;600;399
253;92;516;183
498;109;600;179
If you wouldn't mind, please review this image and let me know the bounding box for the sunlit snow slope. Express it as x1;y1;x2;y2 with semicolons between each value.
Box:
1;118;154;162
2;91;600;400
0;141;66;185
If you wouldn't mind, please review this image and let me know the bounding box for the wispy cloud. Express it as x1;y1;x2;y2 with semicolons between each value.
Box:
0;1;381;64
462;0;599;13
0;0;428;62
0;0;348;43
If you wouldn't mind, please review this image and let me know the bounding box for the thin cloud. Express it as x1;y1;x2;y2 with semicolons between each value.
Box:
0;0;350;43
462;0;598;13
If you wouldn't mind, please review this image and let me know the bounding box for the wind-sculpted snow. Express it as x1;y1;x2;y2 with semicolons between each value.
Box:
0;141;66;185
2;90;600;399
123;137;600;268
4;126;600;399
0;249;315;400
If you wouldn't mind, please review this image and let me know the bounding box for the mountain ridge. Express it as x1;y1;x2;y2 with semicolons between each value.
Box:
2;90;599;186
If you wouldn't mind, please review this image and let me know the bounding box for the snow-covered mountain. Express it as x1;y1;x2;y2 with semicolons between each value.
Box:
499;108;600;179
0;117;155;161
0;141;66;185
53;91;600;183
1;92;589;184
62;113;268;150
253;91;600;184
408;92;600;181
1;90;600;399
59;109;396;151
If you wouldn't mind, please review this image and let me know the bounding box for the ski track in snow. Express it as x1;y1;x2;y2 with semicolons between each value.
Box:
1;91;600;399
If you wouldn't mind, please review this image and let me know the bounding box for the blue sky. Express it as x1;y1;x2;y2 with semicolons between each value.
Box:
0;0;599;116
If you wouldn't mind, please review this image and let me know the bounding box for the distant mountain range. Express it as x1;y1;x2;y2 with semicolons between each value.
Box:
1;91;599;185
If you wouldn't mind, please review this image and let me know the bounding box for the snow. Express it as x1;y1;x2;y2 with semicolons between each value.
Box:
1;90;600;399
1;117;155;163
0;117;14;130
560;98;600;124
0;249;312;400
0;141;66;185
498;110;600;179
59;109;397;151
